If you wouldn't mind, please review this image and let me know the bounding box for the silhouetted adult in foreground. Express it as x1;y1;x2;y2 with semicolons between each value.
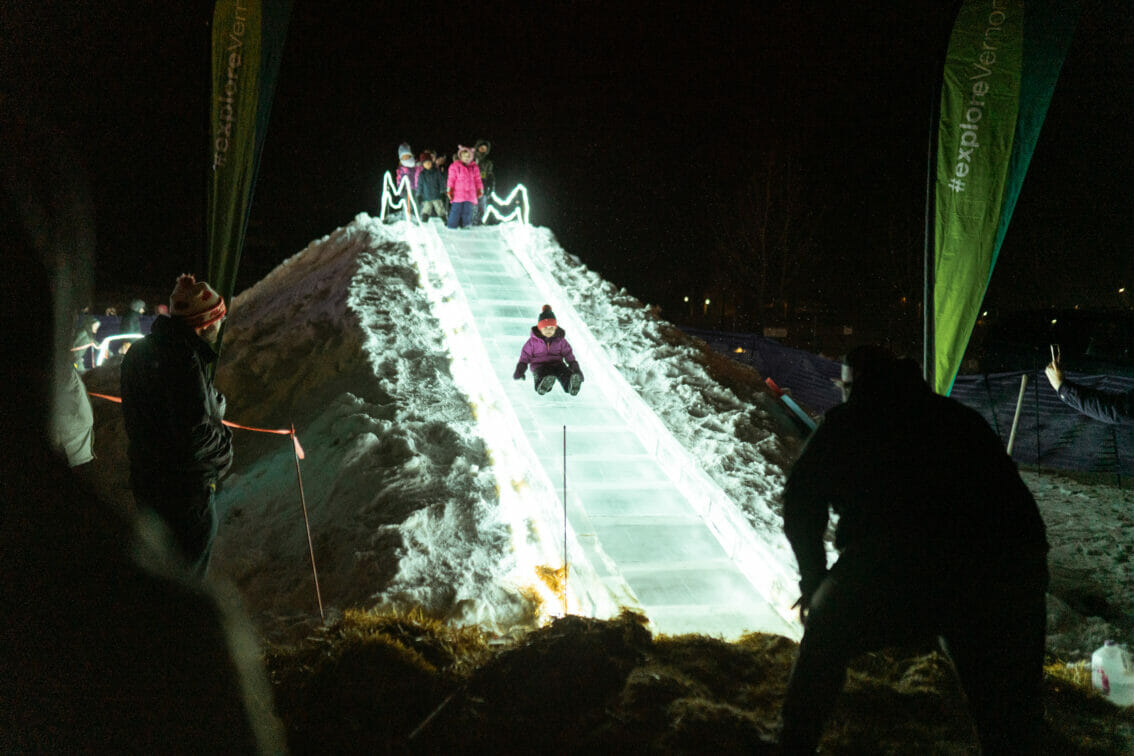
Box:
780;345;1049;755
1;114;282;752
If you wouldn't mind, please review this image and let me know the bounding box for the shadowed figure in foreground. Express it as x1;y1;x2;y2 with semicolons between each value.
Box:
779;345;1049;754
0;117;283;753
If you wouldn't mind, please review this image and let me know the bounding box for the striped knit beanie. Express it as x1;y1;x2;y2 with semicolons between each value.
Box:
169;274;226;330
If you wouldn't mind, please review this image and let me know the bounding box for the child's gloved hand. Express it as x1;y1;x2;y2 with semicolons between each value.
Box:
568;362;584;380
513;362;527;381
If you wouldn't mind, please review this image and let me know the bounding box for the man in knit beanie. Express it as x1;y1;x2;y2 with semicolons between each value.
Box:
120;274;233;577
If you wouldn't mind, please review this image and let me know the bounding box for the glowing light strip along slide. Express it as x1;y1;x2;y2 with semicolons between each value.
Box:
393;219;623;623
377;171;530;227
499;223;802;635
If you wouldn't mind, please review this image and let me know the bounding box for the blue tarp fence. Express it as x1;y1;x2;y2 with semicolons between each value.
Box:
682;327;1134;480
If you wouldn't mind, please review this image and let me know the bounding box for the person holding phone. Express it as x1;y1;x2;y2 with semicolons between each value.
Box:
1045;344;1134;424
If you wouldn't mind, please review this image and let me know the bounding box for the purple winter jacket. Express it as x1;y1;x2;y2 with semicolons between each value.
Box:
447;160;483;203
395;163;421;191
518;326;578;369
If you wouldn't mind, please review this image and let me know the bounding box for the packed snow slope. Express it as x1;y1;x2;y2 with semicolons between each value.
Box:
403;219;801;638
205;214;802;641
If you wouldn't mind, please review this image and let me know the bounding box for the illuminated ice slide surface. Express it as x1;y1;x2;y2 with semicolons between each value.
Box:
402;220;800;640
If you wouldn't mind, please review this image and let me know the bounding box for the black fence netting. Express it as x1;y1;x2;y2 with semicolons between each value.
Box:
682;328;1134;479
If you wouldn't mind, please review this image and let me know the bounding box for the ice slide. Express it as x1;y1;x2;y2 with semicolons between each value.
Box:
381;181;801;640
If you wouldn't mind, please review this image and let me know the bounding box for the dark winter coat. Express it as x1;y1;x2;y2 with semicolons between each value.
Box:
120;316;233;492
72;315;100;350
49;365;94;467
515;326;581;375
72;314;100;371
1057;379;1134;425
120;310;142;336
474;139;495;192
782;357;1048;598
416;166;446;202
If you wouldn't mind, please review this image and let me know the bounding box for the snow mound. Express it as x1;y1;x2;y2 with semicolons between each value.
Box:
209;216;802;640
213;218;527;638
200;214;1133;663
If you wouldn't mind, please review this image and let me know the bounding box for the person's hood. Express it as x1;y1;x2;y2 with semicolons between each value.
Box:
397;142;415;168
848;356;926;404
474;139;491;155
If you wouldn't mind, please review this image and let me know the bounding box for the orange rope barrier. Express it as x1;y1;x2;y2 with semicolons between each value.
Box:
90;390;319;613
89;391;294;437
224;420;292;435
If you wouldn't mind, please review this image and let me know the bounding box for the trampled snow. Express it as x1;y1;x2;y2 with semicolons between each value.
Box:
206;213;1134;665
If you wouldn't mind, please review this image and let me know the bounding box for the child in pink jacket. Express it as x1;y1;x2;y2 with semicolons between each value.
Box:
446;145;483;229
512;305;584;396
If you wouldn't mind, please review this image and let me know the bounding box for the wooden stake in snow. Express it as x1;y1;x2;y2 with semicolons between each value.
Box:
563;424;568;617
291;423;324;621
1006;374;1028;456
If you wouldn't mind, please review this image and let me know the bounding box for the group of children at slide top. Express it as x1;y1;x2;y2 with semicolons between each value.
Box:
396;143;585;396
393;140;496;229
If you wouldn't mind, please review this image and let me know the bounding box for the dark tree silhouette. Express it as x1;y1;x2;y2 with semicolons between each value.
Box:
707;147;819;329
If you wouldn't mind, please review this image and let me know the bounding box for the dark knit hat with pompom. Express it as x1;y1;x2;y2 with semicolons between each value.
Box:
537;305;556;329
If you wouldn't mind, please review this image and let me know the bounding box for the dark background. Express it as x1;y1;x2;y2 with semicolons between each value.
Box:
5;2;1132;347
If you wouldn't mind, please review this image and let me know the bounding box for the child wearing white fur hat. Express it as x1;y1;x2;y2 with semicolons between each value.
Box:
392;142;420;221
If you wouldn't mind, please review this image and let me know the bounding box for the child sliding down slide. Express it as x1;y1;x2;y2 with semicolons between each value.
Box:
513;305;584;396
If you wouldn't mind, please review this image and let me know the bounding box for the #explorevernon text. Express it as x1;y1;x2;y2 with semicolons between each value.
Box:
947;1;1012;193
213;1;250;170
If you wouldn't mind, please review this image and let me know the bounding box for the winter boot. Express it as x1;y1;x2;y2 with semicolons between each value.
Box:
537;375;556;395
568;373;582;396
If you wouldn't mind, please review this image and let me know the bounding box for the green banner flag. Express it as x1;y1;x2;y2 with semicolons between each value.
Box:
207;0;291;349
933;0;1077;395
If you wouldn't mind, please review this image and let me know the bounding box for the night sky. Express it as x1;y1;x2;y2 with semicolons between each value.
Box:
6;2;1132;327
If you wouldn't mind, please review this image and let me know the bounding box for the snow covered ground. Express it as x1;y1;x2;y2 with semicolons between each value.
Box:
184;213;1134;666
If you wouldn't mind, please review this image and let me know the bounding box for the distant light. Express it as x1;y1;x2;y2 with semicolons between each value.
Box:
1051;318;1058;325
1121;287;1127;294
704;298;711;306
683;296;689;303
95;333;145;366
733;347;745;354
981;310;988;317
